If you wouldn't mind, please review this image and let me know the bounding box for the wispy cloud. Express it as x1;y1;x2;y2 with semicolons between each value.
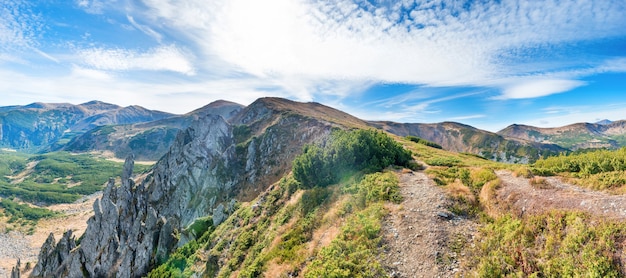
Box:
525;103;626;128
127;15;163;43
497;79;587;100
132;0;626;101
1;0;625;124
449;114;487;121
77;45;196;75
0;1;41;49
75;0;107;14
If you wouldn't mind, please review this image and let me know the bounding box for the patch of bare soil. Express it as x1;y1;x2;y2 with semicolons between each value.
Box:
495;170;626;220
0;192;100;277
380;171;477;278
5;161;38;184
94;151;156;165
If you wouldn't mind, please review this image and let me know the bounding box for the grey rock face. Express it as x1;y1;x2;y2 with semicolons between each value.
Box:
31;231;75;277
32;115;236;277
32;101;335;277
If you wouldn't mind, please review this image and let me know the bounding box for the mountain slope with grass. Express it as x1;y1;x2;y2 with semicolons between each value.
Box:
498;120;626;150
370;121;566;163
29;97;371;277
8;97;626;277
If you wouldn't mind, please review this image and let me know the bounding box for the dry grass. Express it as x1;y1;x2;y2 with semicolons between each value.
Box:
445;179;476;204
529;177;553;189
479;178;502;217
264;259;295;278
512;166;534;178
305;195;349;255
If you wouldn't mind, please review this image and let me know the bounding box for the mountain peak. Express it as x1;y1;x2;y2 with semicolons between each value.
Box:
236;97;369;129
185;100;244;117
596;119;613;125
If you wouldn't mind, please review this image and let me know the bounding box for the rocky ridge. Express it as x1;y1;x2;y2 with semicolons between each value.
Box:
30;98;339;277
370;121;566;163
497;120;626;150
62;100;244;160
0;101;173;152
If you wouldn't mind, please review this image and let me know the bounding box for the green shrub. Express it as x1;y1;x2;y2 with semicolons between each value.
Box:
186;216;213;239
425;157;461;167
475;212;625;277
304;204;386;278
0;198;60;221
301;187;331;216
293;129;412;188
358;172;402;203
406;135;443;149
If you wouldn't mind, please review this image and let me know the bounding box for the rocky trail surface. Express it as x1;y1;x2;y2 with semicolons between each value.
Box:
495;170;626;220
380;170;477;278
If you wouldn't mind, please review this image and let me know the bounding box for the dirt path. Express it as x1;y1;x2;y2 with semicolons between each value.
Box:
495;170;626;220
380;170;477;278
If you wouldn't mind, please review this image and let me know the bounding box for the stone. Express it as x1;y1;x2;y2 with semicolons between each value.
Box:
437;211;455;220
212;203;226;226
10;258;20;278
31;99;335;277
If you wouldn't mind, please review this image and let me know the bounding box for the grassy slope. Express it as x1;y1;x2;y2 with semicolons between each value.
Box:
140;133;626;277
396;138;626;276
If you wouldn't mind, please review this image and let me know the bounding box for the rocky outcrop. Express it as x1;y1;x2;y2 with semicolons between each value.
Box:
32;99;336;276
32;115;236;277
34;99;358;277
31;231;76;277
10;259;20;278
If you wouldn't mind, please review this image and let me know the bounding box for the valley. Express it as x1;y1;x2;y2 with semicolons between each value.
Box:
1;98;626;277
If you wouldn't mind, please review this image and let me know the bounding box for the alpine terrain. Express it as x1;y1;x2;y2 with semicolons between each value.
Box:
2;97;626;277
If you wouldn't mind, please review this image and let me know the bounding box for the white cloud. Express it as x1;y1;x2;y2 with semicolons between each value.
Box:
2;0;626;119
0;0;40;49
127;15;163;43
523;103;626;128
499;79;587;99
449;114;487;121
70;65;112;80
133;0;626;100
75;0;107;14
78;45;196;75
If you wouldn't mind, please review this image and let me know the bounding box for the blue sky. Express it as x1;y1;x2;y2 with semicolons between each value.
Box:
0;0;625;132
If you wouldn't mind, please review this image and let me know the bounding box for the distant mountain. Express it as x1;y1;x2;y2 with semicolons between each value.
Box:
596;119;613;125
62;100;244;160
71;104;173;132
497;120;626;150
0;101;174;152
370;121;566;163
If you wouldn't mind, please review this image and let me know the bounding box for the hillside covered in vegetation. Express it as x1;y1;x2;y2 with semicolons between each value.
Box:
4;98;626;277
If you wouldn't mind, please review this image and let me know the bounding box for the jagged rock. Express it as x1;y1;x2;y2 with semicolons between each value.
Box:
32;99;336;277
10;258;20;278
212;203;226;226
31;230;75;277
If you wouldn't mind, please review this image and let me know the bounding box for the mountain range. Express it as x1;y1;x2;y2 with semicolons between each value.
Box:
6;97;626;277
497;121;626;150
1;98;624;162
